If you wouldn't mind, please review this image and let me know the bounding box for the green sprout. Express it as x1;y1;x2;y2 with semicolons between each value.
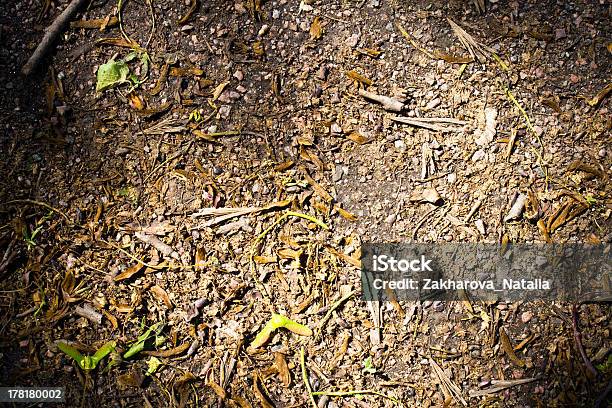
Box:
57;341;116;371
250;313;312;349
123;321;165;359
362;357;377;374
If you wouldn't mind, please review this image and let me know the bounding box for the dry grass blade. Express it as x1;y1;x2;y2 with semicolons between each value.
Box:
469;377;538;398
391;116;466;132
140;118;187;135
429;357;468;406
447;18;493;63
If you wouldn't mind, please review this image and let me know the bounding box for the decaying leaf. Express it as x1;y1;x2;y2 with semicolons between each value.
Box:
346;131;370;145
114;262;144;281
274;352;291;387
169;67;204;77
309;16;322;40
212;81;229;101
253;374;275;408
335;205;358;221
150;285;173;309
499;327;525;367
587;82;612;107
346;70;373;86
128;92;145;110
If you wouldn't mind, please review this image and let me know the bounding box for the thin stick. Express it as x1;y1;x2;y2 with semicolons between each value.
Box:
22;0;89;75
312;389;400;404
2;199;71;222
301;347;318;408
571;303;598;378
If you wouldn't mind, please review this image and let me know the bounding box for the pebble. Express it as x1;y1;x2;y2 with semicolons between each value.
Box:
346;33;360;48
394;139;406;150
330;123;343;134
332;166;344;182
233;70;244;81
432;301;444;312
521;311;533;323
272;9;280;19
425;98;440;109
474;219;486;235
471;150;485;161
115;147;129;155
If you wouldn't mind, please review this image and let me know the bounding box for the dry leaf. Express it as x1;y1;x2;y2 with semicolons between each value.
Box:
150;285;173;309
499;327;525;367
346;131;370;145
274;352;291;387
346;70;373;86
335;205;358;221
212;81;229;101
309;16;322;40
128;93;145;110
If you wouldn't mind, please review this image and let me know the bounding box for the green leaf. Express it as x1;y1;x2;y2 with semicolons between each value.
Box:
250;313;312;349
124;322;164;359
57;342;85;367
362;357;376;374
96;59;130;92
90;341;116;366
146;357;162;376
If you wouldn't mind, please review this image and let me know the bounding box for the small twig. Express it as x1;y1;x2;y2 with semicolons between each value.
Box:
2;199;71;223
317;290;356;336
412;205;445;241
358;89;404;112
301;347;318;408
22;0;89;75
312;389;399;404
571;303;599;378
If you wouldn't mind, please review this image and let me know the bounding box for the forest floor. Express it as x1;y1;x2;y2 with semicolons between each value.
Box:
0;0;611;407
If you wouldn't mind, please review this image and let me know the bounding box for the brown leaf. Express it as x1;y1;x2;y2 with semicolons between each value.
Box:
302;171;333;202
150;285;173;309
274;352;291;387
334;205;358;221
207;381;227;400
252;374;275;408
71;16;119;30
346;131;370;145
169;67;204;77
309;16;322;40
114;262;144;282
499;327;525;367
346;70;373;86
128;93;145;110
143;342;190;357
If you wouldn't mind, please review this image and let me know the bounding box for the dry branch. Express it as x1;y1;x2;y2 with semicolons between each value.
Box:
22;0;89;76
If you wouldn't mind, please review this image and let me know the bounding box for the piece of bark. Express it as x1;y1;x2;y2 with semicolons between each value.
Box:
135;232;180;260
22;0;89;76
75;303;103;325
504;193;527;222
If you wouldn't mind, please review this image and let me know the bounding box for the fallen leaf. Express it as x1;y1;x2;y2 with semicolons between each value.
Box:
114;262;144;282
346;131;370;145
274;352;291;387
150;285;173;309
346;70;373;86
309;16;322;40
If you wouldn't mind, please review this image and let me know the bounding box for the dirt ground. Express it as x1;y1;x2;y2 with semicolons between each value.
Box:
0;0;610;407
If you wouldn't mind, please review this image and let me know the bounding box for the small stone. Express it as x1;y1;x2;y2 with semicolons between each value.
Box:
555;28;566;40
115;147;129;155
258;24;269;37
272;9;280;19
471;150;485;161
233;70;244;81
181;25;193;32
236;85;247;93
432;301;444;312
394;139;406;150
447;172;457;184
346;33;360;48
332;166;344;182
474;219;486;235
330;123;343;134
521;311;533;323
425;98;440;109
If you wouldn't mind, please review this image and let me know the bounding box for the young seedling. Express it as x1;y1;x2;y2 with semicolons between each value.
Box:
123;321;164;359
250;314;312;349
57;341;116;371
